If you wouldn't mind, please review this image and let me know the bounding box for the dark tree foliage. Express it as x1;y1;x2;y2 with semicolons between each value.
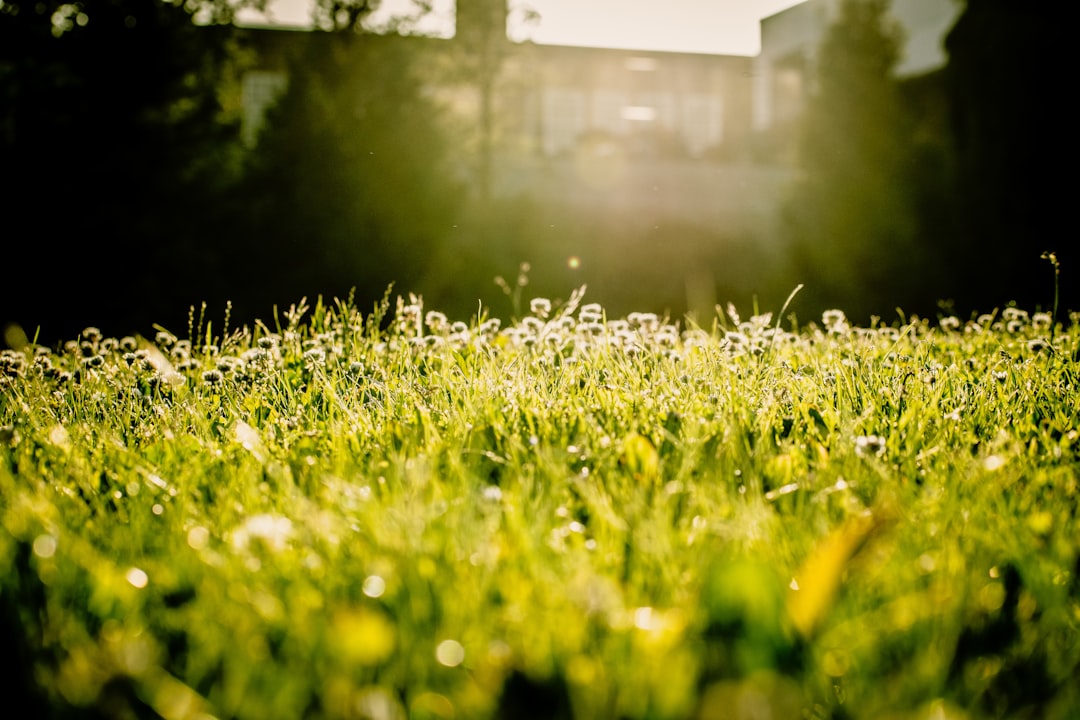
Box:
225;29;466;318
943;0;1074;317
784;0;1074;322
781;0;947;323
0;0;252;345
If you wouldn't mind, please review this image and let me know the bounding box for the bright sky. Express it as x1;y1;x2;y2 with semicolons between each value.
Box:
240;0;808;56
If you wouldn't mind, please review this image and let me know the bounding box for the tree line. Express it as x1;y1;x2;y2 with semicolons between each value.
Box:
781;0;1074;324
1;0;1071;345
1;0;470;346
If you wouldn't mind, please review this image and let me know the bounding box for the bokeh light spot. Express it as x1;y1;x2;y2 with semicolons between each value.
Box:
362;574;386;598
33;534;57;559
187;526;210;550
3;323;28;350
435;639;465;667
126;567;149;589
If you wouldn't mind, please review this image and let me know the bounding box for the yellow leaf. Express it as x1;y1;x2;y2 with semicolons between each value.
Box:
621;432;659;482
331;606;397;666
787;510;890;637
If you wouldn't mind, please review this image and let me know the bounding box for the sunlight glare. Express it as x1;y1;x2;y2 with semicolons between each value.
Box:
243;1;808;55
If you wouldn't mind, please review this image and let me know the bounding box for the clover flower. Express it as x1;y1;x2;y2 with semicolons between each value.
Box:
176;358;200;373
32;354;54;377
654;329;679;348
1001;307;1028;325
855;434;887;458
425;311;449;334
723;331;749;352
241;347;272;368
521;316;544;335
1027;338;1050;354
155;330;177;349
822;309;849;334
939;316;961;333
478;318;501;336
580;302;603;318
1;356;26;382
746;313;773;333
217;356;244;374
1031;313;1052;332
529;297;552;319
578;321;604;337
627;312;659;331
201;369;224;385
303;347;327;370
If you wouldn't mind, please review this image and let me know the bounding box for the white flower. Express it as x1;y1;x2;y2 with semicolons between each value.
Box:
231;514;293;553
855;435;886;458
529;297;552;318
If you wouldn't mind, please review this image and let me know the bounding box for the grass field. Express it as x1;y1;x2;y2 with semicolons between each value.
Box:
2;287;1078;719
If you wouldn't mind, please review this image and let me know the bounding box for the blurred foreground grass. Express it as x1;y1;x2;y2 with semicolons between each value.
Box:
2;289;1079;719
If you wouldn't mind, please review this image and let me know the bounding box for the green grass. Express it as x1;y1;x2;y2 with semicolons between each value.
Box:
2;289;1078;720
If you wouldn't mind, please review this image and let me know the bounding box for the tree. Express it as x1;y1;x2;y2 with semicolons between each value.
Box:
943;0;1074;316
228;25;466;317
780;0;944;322
0;0;255;344
452;0;514;202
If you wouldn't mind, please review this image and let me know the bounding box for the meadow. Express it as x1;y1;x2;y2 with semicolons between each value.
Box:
1;285;1078;720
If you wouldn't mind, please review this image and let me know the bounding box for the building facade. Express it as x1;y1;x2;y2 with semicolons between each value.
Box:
752;0;962;134
236;1;962;228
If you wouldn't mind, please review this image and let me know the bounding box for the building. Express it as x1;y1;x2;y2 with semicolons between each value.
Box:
235;1;963;233
238;7;756;164
752;0;962;135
